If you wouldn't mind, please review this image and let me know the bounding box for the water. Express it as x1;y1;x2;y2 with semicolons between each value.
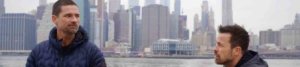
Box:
0;56;299;67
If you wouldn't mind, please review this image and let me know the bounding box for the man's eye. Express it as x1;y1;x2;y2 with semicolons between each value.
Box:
75;14;80;18
218;44;223;47
65;14;72;17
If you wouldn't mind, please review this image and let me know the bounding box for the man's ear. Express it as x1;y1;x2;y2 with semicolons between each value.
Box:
233;46;242;56
52;15;58;26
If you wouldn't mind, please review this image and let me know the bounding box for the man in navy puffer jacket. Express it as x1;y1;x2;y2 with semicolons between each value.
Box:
26;0;106;67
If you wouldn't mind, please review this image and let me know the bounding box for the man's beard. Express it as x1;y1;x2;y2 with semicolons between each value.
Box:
63;26;79;35
215;52;233;65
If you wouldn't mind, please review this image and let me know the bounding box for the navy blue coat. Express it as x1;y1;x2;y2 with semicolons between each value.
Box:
26;27;106;67
236;50;268;67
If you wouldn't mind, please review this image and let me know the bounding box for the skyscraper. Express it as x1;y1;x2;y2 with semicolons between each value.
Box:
97;0;104;19
90;6;97;43
113;8;130;43
0;13;37;50
174;0;181;15
201;0;209;31
280;14;300;49
169;12;179;39
222;0;233;26
191;1;216;52
296;13;300;24
37;3;55;43
36;0;47;20
97;0;109;48
74;0;92;42
169;0;181;39
141;4;170;52
260;29;280;46
0;0;5;15
130;8;141;54
178;15;189;40
194;14;199;30
109;0;121;15
99;5;110;48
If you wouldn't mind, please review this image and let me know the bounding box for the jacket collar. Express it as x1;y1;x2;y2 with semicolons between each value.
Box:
48;26;89;52
236;50;268;67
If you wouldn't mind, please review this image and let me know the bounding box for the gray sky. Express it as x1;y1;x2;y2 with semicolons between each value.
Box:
4;0;300;35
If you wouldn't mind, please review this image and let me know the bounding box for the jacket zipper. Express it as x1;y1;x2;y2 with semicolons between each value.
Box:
58;51;64;67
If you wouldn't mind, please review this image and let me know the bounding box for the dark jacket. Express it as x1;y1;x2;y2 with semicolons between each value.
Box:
26;27;106;67
236;50;268;67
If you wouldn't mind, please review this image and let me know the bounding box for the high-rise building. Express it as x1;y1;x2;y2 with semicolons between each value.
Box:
99;10;110;48
144;0;156;6
259;29;280;46
174;0;181;15
131;6;141;17
37;3;55;43
296;13;300;24
89;1;97;44
169;0;181;39
0;0;5;15
36;0;47;20
280;14;300;49
178;15;189;40
74;0;92;41
208;8;216;47
201;0;209;31
109;0;121;18
113;8;130;43
222;0;233;26
194;14;199;31
129;6;141;53
130;9;141;54
169;12;179;39
97;0;109;48
141;4;170;52
191;1;216;52
97;0;104;19
90;6;97;43
0;13;37;50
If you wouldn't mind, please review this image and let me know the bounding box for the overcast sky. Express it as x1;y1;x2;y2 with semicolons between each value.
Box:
4;0;300;35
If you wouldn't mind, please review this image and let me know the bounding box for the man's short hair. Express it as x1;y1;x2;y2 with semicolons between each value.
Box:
52;0;78;16
218;24;249;53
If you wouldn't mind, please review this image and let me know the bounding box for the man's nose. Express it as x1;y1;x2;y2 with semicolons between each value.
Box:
70;16;79;22
214;46;218;53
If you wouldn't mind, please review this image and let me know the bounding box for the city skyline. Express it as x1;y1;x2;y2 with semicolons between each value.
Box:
3;0;300;35
1;0;300;60
1;1;300;67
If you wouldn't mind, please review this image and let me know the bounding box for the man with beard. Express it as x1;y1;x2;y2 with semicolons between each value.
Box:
26;0;106;67
214;24;268;67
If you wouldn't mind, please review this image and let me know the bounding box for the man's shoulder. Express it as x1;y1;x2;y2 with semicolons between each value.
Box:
82;42;99;50
241;51;268;67
32;40;51;51
80;42;103;54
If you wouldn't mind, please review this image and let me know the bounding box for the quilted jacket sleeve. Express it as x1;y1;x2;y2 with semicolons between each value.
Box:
90;44;107;67
26;47;39;67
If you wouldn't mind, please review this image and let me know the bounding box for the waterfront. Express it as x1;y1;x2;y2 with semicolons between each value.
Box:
1;56;300;67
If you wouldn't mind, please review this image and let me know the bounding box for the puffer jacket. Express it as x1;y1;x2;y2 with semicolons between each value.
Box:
26;26;106;67
236;50;268;67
